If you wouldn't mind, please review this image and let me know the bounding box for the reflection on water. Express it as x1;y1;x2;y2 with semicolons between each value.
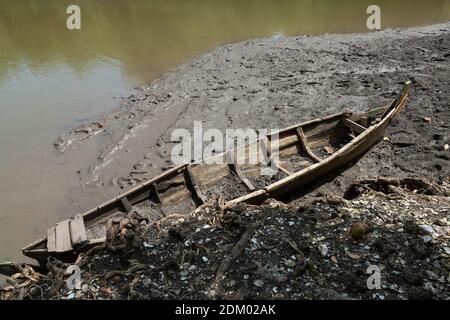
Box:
2;0;450;84
0;0;449;261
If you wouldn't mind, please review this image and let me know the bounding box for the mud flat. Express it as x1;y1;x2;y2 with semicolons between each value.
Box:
57;22;450;213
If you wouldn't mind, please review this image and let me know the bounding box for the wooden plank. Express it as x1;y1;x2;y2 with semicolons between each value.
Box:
259;137;292;175
266;119;391;197
70;214;88;247
273;160;292;175
55;220;72;253
342;118;366;134
259;136;272;158
267;112;344;138
360;116;368;127
366;106;387;118
227;189;267;206
227;149;256;191
119;196;133;213
184;165;207;206
229;89;410;206
295;127;322;163
46;226;57;252
82;164;188;221
381;81;411;119
151;183;162;203
127;188;152;206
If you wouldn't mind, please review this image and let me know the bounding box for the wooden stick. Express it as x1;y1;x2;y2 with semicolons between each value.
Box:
184;165;207;206
212;223;257;287
342;118;366;134
151;183;162;204
295;127;322;163
226;149;255;191
119;197;133;213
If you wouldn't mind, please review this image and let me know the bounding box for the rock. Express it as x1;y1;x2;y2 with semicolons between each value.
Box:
284;259;297;268
418;224;434;235
253;279;264;287
350;222;368;239
318;244;329;256
188;265;197;272
348;252;361;260
142;277;152;287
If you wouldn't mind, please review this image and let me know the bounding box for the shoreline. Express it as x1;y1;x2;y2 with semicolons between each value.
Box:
61;21;449;215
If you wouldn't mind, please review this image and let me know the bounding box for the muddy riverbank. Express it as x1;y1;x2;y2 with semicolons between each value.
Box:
60;22;450;216
1;22;449;298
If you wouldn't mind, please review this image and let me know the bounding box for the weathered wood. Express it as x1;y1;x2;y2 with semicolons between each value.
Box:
184;165;207;206
274;160;292;175
295;127;322;163
361;116;368;127
46;226;57;252
227;189;267;206
55;220;72;253
119;196;133;213
22;82;411;263
381;81;411;119
227;82;411;205
259;137;292;175
69;214;88;247
267;112;345;138
151;183;162;203
227;149;256;191
259;136;272;158
342;118;366;134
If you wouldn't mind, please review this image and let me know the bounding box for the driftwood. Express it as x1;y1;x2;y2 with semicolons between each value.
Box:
211;223;258;294
0;263;48;300
344;177;447;199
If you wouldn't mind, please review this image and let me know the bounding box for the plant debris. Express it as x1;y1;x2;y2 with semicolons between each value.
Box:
2;178;449;300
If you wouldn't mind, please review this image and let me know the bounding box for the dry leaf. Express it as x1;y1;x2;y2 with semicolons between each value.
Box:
348;252;361;260
423;117;432;124
324;146;335;155
331;256;338;264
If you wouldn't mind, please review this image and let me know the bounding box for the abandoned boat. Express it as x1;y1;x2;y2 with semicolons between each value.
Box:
22;81;411;264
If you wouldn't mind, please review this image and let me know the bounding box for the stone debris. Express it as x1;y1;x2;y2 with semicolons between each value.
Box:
1;179;449;300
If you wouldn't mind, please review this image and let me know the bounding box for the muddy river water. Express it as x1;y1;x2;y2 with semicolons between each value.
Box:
1;0;450;262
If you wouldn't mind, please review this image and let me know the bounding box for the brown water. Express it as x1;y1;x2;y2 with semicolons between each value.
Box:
0;0;450;263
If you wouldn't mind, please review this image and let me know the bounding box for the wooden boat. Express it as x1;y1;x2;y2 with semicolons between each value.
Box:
22;81;411;265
